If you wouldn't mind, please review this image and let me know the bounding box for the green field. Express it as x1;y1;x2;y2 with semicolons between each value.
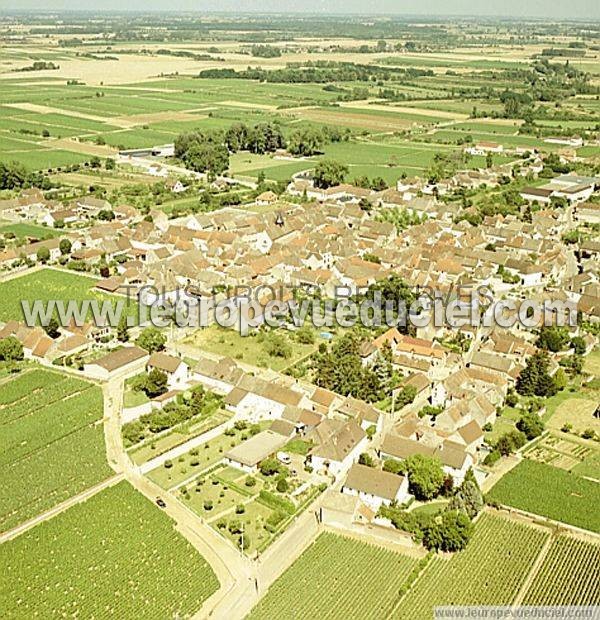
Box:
0;368;112;531
0;222;61;239
487;460;600;533
0;268;137;324
0;481;219;619
391;512;549;618
248;532;419;619
522;535;600;605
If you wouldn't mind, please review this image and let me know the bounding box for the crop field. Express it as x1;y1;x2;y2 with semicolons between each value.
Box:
0;368;112;531
0;481;219;619
487;460;600;533
0;268;138;324
391;513;549;618
522;536;600;605
525;434;600;474
248;532;419;619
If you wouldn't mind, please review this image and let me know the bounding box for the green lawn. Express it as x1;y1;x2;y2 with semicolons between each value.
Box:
183;326;317;372
0;481;219;619
487;460;600;533
0;222;61;239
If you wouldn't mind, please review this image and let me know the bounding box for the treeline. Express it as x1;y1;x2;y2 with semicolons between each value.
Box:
14;61;59;72
198;61;433;84
174;122;351;175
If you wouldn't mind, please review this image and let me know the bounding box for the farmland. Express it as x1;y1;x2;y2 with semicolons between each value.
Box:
248;532;419;619
487;460;600;533
0;368;112;531
390;513;549;618
522;535;600;605
0;268;137;324
0;481;219;619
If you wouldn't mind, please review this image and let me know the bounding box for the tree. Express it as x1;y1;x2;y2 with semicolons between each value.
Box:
105;158;116;170
496;430;527;456
570;336;586;355
184;142;229;177
59;238;72;255
536;326;569;352
486;152;493;169
144;368;168;398
358;452;375;467
276;477;289;492
448;474;483;518
422;510;473;552
117;315;129;342
516;412;544;440
0;161;28;189
264;332;292;359
259;457;281;476
313;159;349;189
97;209;115;221
36;246;50;263
516;351;558;397
403;454;445;500
136;327;166;353
0;336;24;361
44;317;60;339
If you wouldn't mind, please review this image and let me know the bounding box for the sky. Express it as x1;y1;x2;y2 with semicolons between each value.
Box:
1;0;599;20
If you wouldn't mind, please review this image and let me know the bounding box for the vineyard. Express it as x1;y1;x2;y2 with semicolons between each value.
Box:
0;482;219;619
248;532;419;620
390;512;549;619
0;368;113;531
522;536;600;605
487;459;600;533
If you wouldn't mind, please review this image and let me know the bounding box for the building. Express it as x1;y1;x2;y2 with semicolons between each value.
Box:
308;419;367;478
84;346;148;380
223;430;288;473
147;352;189;388
342;463;410;511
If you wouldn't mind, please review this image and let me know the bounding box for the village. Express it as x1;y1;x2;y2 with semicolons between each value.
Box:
0;145;598;559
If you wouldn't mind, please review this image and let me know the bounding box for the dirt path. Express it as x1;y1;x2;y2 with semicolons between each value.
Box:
511;532;554;606
0;473;123;543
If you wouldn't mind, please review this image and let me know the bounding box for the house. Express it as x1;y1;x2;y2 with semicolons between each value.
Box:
255;191;278;206
465;142;503;156
379;434;474;484
84;346;148;380
166;179;186;194
223;430;288;473
147;352;189;388
342;463;410;511
308;419;367;478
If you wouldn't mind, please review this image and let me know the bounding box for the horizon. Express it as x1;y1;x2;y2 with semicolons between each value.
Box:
1;1;600;21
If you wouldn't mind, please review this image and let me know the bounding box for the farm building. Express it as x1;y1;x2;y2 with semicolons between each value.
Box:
223;430;288;473
84;346;148;380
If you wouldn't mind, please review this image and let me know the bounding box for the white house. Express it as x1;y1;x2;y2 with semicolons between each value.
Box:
308;419;367;479
146;352;189;389
342;463;411;511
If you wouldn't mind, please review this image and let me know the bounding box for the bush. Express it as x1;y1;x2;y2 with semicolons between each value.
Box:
483;450;501;466
276;478;289;493
203;500;213;511
235;504;245;514
244;476;256;487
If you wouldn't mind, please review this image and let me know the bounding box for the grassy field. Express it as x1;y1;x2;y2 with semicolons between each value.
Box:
391;512;549;618
522;535;600;606
0;222;62;239
0;368;112;531
0;267;137;324
0;481;219;619
487;460;600;533
183;326;317;372
145;421;269;488
248;532;419;619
